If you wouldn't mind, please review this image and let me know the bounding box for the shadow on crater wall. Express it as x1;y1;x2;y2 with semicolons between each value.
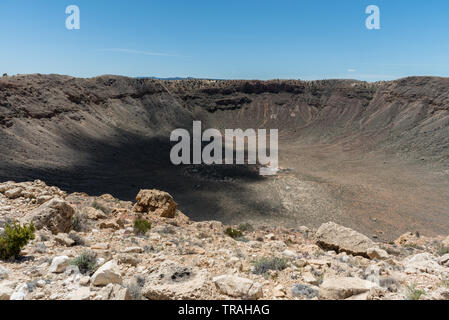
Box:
0;127;280;224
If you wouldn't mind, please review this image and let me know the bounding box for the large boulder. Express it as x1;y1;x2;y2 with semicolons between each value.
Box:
319;276;378;300
0;181;15;193
134;189;177;218
25;198;75;234
213;274;263;300
367;247;390;260
142;261;209;300
403;253;449;276
315;222;375;257
90;260;122;286
5;187;23;199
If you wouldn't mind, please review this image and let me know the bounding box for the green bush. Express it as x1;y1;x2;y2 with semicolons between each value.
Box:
225;227;243;239
406;284;426;300
441;280;449;288
252;257;288;275
92;200;110;215
0;222;35;260
404;243;421;250
70;251;98;275
72;214;82;231
72;213;91;232
437;245;449;256
133;218;152;235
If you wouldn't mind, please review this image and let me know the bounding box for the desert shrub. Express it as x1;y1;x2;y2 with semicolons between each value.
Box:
92;200;110;215
291;284;319;299
404;243;421;250
225;227;243;239
314;273;325;285
238;223;254;232
72;214;81;231
134;218;152;235
126;275;146;300
406;284;426;300
0;222;35;260
70;251;98;275
72;213;90;232
252;257;288;275
437;245;449;256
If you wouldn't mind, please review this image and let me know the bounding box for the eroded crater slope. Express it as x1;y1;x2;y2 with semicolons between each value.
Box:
1;74;449;239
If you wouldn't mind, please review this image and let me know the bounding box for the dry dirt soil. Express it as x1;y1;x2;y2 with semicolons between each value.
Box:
1;74;449;241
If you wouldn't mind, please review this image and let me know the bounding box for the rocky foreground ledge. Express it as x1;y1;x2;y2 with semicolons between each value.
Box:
0;180;449;300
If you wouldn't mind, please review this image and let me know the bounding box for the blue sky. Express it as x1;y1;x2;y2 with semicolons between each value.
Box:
1;0;449;81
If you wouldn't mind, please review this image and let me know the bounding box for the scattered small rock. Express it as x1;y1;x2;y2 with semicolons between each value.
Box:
54;233;75;247
367;247;390;260
213;274;263;300
49;256;70;273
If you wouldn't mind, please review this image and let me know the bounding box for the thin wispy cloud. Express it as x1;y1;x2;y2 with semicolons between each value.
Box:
359;62;449;67
347;69;357;73
302;74;399;82
97;48;183;57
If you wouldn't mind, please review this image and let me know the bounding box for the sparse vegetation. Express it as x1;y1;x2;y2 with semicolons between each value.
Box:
126;275;146;300
406;284;426;300
252;257;288;275
441;280;449;288
92;200;110;215
404;243;421;250
225;227;243;239
72;213;89;232
437;245;449;256
238;223;254;232
72;214;81;231
315;273;325;285
0;222;35;260
133;218;152;235
70;251;98;275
